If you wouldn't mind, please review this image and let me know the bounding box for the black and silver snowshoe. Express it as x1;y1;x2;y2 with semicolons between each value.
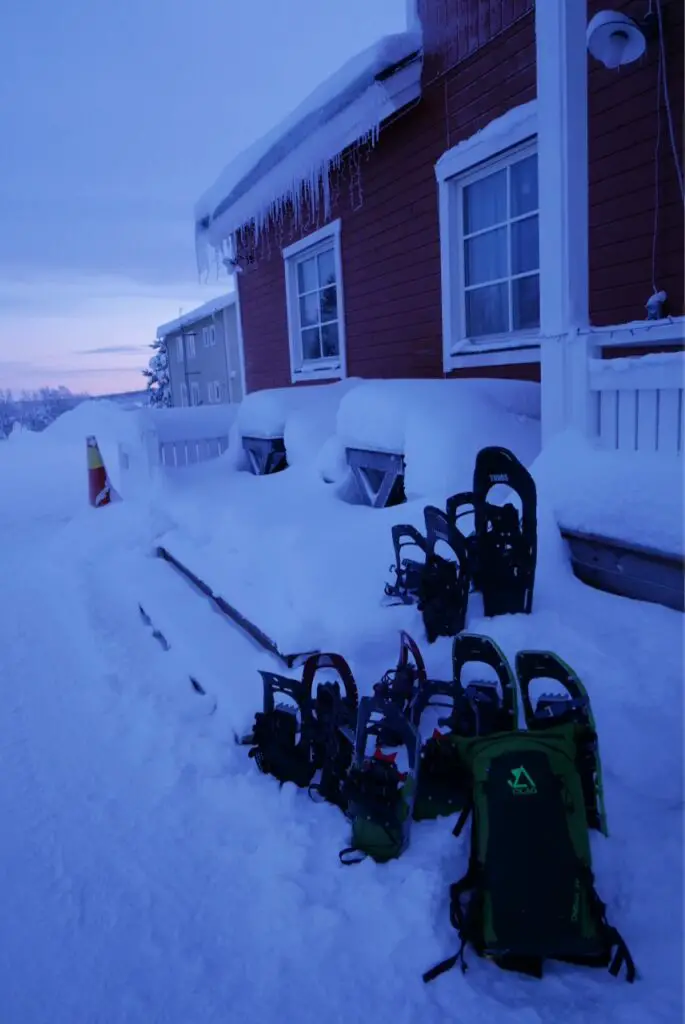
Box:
418;506;471;643
412;676;467;822
471;446;537;617
372;630;427;745
516;650;608;835
451;632;518;738
304;653;359;810
339;697;420;865
384;525;429;606
247;669;316;788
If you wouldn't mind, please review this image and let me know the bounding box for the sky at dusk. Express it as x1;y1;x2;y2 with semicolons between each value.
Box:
0;0;407;395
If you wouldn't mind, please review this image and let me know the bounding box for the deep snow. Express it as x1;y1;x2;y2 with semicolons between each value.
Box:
0;398;682;1024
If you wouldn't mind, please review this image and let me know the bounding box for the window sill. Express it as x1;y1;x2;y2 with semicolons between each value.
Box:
291;360;343;384
445;335;541;370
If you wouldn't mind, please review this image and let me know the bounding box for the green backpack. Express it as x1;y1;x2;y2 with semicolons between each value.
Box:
423;725;636;983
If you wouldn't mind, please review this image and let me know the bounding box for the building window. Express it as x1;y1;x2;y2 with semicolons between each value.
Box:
202;325;216;347
186;333;196;359
176;337;184;363
180;382;188;407
283;219;346;382
190;381;201;406
207;381;222;404
459;148;539;339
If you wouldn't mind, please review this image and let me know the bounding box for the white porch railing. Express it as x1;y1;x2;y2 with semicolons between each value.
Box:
542;320;684;456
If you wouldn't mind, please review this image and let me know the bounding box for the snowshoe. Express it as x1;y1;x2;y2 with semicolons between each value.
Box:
412;676;468;821
304;653;359;811
418;506;471;643
384;525;428;605
471;446;537;617
372;631;427;745
451;633;518;738
339;697;420;864
247;669;316;788
516;650;608;835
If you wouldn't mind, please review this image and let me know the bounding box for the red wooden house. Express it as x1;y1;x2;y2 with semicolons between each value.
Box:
195;0;683;445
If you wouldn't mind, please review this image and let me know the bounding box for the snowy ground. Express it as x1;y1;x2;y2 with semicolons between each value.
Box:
0;403;682;1024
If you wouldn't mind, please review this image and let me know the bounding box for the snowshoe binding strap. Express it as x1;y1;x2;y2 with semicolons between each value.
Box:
516;650;608;835
418;506;471;644
384;524;428;605
339;759;408;865
450;633;517;736
472;446;537;617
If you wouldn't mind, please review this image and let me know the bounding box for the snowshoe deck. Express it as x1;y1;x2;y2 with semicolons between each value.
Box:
471;447;537;618
304;653;359;810
516;650;608;835
412;676;467;821
451;633;518;737
419;506;471;643
340;697;420;864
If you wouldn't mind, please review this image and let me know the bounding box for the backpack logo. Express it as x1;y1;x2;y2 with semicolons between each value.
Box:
507;766;537;795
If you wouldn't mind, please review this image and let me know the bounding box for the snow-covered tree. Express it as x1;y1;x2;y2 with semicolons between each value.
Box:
143;339;171;407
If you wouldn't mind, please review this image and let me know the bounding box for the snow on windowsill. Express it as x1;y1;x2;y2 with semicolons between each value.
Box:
450;332;541;356
195;32;422;269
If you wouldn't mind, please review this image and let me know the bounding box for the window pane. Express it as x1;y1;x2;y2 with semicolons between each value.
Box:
299;292;319;328
320;286;337;322
301;327;321;361
465;282;508;337
511;215;539;275
321;322;339;358
464;226;507;286
510;155;538;217
297;257;317;294
512;274;540;330
317;248;336;287
463;169;506;234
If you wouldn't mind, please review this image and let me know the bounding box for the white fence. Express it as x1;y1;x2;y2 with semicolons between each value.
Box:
117;405;238;486
590;352;684;455
543;324;684;456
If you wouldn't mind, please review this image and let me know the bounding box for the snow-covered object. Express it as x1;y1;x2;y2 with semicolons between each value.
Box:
237;379;360;444
195;32;422;266
533;430;684;555
337;378;541;499
139;405;238;445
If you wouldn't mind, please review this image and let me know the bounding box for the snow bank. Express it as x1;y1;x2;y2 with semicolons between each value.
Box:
139;405;238;444
195;31;422;262
337;378;541;499
533;431;685;555
238;380;361;468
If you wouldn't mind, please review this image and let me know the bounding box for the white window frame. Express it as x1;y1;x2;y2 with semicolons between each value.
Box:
207;380;222;404
180;382;189;407
202;324;216;348
190;381;201;406
176;336;184;363
282;219;347;384
436;101;541;372
186;333;196;359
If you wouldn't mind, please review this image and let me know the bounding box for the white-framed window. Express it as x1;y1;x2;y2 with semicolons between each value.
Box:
176;336;184;363
207;381;222;404
458;145;539;339
180;382;189;407
202;324;216;347
190;381;201;406
436;101;541;370
186;333;196;359
282;219;346;382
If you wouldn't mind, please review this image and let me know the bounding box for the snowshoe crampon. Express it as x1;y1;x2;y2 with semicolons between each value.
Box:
248;670;316;788
384;525;428;605
471;446;537;617
418;506;471;643
304;653;359;810
372;630;426;745
516;650;608;835
339;697;420;865
451;633;518;738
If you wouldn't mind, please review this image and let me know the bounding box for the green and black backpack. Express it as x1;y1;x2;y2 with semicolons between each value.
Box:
423;725;636;984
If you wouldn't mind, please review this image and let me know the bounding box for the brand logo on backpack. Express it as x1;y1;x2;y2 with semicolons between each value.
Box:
507;765;537;796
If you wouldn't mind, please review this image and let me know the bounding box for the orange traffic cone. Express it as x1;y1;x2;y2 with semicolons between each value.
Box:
86;435;120;508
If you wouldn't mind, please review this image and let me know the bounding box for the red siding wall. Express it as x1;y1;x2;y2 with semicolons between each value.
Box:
588;0;684;325
238;9;537;393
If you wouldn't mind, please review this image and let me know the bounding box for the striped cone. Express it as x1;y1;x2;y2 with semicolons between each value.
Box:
86;435;120;508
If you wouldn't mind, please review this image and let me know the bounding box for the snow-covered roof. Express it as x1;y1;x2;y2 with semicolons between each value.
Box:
195;30;423;270
156;291;237;339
